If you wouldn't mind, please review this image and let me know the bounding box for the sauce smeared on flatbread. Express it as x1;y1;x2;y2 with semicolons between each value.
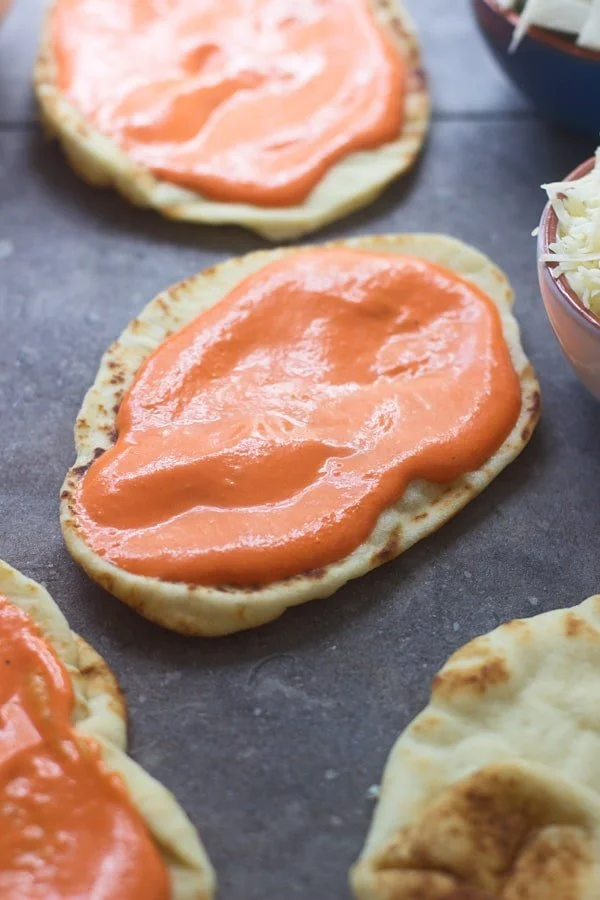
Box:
50;0;405;206
76;250;521;585
0;596;169;899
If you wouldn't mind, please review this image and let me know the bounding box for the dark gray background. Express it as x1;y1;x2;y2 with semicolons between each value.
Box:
0;2;598;897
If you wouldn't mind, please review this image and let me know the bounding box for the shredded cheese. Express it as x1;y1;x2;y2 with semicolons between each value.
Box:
580;0;600;45
541;147;600;316
502;0;600;50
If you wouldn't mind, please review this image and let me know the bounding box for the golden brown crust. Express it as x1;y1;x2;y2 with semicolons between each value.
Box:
72;634;127;748
0;560;215;899
359;764;600;899
352;596;600;900
33;0;429;240
60;233;540;636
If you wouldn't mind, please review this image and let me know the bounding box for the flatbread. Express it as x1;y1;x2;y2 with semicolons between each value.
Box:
60;233;540;636
33;0;429;241
351;596;600;900
0;559;215;900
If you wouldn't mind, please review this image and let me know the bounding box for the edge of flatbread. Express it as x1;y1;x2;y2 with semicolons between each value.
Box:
33;0;429;241
60;233;540;637
0;559;216;900
351;595;600;899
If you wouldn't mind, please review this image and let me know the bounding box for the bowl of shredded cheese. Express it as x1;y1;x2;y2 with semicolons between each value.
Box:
473;0;600;133
538;153;600;398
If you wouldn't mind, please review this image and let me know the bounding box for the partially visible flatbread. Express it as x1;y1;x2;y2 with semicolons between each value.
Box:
60;234;540;636
0;559;215;900
352;596;600;899
33;0;429;241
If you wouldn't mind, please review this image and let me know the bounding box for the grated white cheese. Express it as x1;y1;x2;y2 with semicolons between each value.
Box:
503;0;600;50
541;147;600;316
579;0;600;47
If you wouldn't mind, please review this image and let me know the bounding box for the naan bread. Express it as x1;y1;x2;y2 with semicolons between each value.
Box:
352;596;600;900
33;0;429;241
0;559;215;900
60;234;539;636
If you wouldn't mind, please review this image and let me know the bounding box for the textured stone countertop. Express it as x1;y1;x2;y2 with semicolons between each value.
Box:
0;2;598;897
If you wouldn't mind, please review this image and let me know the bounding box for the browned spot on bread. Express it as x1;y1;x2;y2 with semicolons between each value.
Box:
168;278;196;303
451;638;491;662
432;485;456;506
371;869;492;899
433;657;509;698
72;447;106;478
410;714;443;737
80;656;112;681
373;533;400;564
194;581;262;596
97;571;115;594
498;619;536;652
521;390;541;443
74;636;127;725
564;613;600;640
304;567;326;579
368;766;596;899
512;827;593;900
414;512;427;521
109;372;126;386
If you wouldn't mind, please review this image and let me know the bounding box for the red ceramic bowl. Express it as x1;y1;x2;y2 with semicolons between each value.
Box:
538;156;600;399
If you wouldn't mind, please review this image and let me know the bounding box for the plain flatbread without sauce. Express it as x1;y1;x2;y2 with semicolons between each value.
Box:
60;234;540;636
34;0;429;241
352;596;600;899
0;559;215;900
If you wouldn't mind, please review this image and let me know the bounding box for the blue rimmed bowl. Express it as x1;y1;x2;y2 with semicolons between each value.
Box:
472;0;600;134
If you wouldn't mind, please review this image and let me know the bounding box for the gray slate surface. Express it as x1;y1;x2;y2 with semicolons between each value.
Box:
0;2;599;898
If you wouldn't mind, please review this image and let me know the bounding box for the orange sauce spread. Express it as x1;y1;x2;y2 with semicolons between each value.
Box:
50;0;405;207
0;596;169;899
77;250;521;586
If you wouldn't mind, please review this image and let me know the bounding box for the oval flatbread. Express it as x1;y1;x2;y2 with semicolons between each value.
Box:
352;596;600;899
60;234;539;636
34;0;429;241
0;559;215;900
